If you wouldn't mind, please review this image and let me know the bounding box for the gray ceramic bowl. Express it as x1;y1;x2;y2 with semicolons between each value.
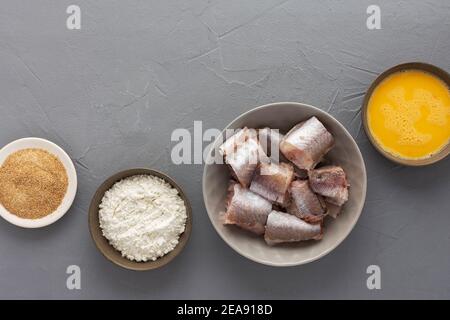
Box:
203;102;367;266
89;168;192;271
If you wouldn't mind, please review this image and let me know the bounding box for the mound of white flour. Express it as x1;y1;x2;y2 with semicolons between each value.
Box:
99;175;187;262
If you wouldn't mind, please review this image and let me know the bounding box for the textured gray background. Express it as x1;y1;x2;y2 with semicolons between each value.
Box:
0;0;449;299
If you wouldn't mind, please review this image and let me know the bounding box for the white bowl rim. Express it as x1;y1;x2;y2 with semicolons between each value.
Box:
202;102;367;267
0;137;78;228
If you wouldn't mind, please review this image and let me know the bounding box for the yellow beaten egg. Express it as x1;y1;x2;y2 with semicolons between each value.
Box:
367;70;450;160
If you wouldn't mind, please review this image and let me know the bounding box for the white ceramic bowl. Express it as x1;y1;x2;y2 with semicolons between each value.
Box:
0;138;77;228
203;102;367;266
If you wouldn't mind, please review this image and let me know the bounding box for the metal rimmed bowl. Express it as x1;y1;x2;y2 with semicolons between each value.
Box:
88;168;192;271
362;62;450;166
202;102;367;267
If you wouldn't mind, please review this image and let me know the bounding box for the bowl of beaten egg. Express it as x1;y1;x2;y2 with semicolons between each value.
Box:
362;62;450;166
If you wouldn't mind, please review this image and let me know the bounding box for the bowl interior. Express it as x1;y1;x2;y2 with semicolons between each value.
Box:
89;168;192;271
362;62;450;166
203;102;367;266
0;137;77;228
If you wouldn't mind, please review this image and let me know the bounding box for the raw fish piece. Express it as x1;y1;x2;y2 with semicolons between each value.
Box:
258;127;307;179
249;162;294;206
326;201;342;219
287;180;327;223
309;165;349;206
219;127;267;187
264;210;323;245
258;128;285;162
219;127;256;156
224;182;272;235
280;117;334;170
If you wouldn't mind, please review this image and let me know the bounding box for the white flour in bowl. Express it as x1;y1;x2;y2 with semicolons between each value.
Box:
99;174;187;262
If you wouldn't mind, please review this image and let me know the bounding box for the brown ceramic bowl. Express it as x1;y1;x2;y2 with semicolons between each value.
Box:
362;62;450;166
89;168;192;271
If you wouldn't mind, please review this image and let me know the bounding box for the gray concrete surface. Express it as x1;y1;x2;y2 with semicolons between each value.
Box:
0;0;449;299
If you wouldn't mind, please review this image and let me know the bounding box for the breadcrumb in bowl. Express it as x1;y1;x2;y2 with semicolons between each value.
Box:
0;137;77;228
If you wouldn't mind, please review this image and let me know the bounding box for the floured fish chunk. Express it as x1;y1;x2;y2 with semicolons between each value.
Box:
287;180;327;223
264;210;323;245
249;162;294;207
224;182;272;235
219;127;267;187
280;117;334;170
309;165;349;206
